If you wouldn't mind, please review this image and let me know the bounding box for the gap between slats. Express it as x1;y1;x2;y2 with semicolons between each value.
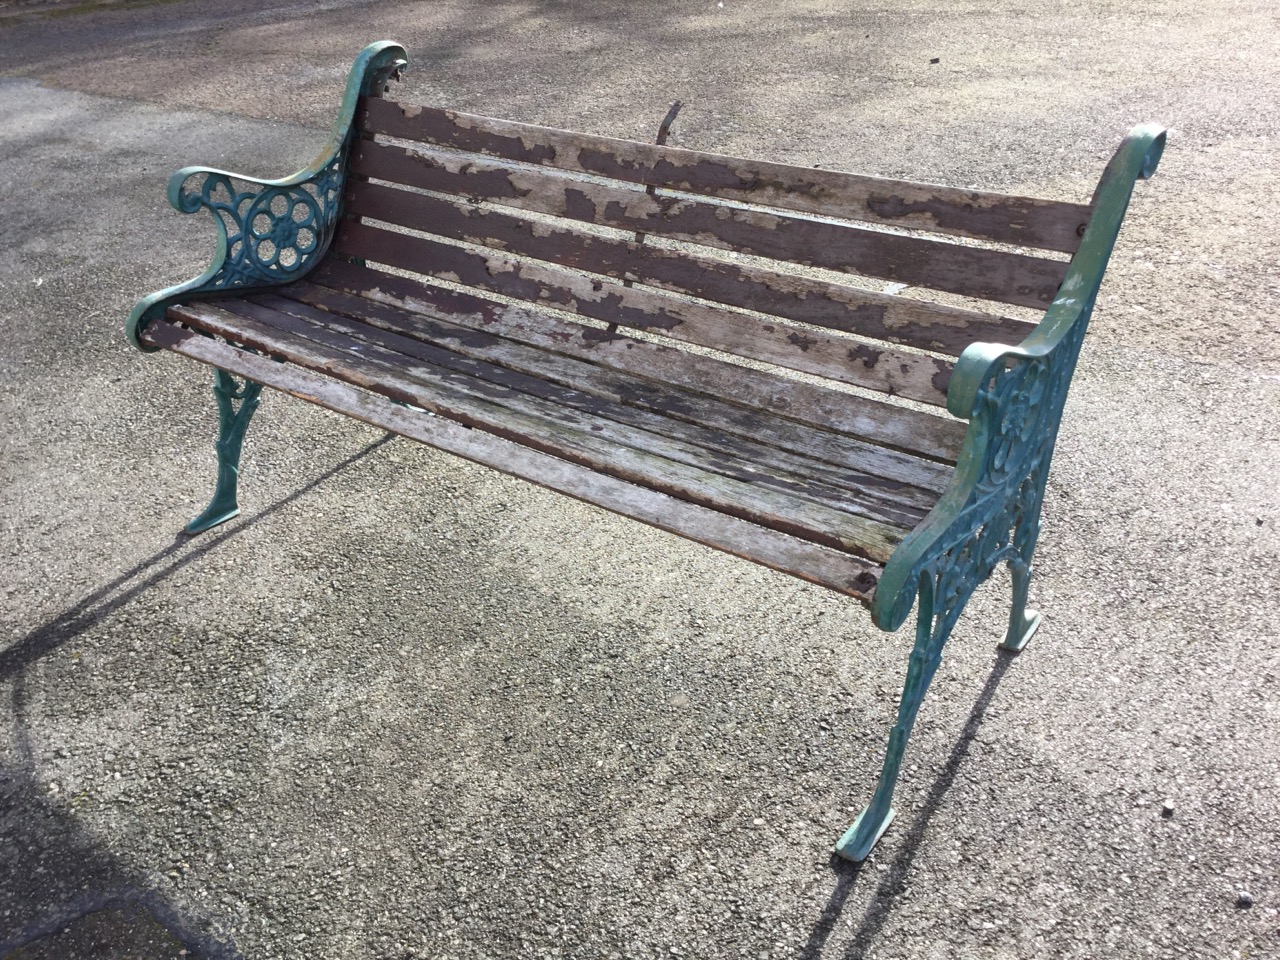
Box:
333;218;957;408
168;300;909;564
346;173;1067;311
309;257;968;465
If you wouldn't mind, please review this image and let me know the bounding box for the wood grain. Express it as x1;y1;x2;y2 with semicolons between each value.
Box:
142;320;884;601
262;285;946;517
332;219;956;406
309;258;968;465
167;301;909;563
347;177;1067;310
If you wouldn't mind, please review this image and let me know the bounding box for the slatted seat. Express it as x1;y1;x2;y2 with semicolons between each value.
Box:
165;269;952;591
128;42;1164;863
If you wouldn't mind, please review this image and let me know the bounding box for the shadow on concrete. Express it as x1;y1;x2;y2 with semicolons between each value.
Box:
1;434;394;959
796;652;1016;960
0;762;242;960
0;434;394;685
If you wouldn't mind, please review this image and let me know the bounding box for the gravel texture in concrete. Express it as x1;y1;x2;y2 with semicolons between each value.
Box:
0;2;1277;959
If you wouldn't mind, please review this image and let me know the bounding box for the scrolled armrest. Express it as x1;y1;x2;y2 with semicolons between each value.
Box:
870;341;1064;632
127;41;407;351
870;123;1166;632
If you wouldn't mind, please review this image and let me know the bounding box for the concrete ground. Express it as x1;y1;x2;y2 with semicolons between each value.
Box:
1;1;1277;958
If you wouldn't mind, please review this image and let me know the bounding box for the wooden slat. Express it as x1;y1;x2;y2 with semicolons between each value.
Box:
143;320;883;601
332;219;954;406
257;288;943;518
338;205;1032;358
353;143;1036;355
168;300;908;564
236;293;931;527
347;176;1066;310
359;96;1092;254
284;276;955;492
309;258;967;465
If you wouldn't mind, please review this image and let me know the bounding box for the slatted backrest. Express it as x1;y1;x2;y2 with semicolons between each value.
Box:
337;95;1094;409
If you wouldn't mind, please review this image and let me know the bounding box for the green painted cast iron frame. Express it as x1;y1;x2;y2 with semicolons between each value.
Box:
835;123;1166;861
126;41;1164;860
127;41;406;531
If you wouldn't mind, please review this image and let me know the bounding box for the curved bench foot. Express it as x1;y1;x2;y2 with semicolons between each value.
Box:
185;502;241;535
835;804;896;862
999;558;1040;652
835;570;952;861
1001;608;1042;653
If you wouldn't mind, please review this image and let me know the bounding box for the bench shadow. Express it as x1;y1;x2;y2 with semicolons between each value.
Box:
1;434;393;958
796;651;1016;960
0;434;393;684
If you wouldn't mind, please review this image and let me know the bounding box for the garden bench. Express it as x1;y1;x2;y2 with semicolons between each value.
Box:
127;42;1164;861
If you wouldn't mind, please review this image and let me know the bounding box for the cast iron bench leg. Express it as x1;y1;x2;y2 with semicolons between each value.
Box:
1000;555;1042;652
836;570;950;861
186;368;263;534
837;507;1046;859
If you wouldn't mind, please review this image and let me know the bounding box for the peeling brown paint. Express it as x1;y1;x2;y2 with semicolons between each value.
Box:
361;96;1090;254
931;358;953;395
563;188;599;223
581;327;625;345
306;257;966;468
353;147;1066;309
848;344;884;369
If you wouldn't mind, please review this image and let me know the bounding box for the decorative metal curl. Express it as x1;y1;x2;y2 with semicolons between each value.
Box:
871;122;1168;638
838;123;1167;861
913;332;1080;637
170;159;342;293
126;40;409;351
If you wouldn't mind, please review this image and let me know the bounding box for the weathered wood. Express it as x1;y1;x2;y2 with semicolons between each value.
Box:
336;210;1030;358
359;96;1092;254
285;275;956;491
144;320;884;600
168;300;909;563
363;150;1036;355
238;293;932;524
351;142;1067;309
347;178;1067;310
309;258;967;465
332;219;955;406
255;288;943;520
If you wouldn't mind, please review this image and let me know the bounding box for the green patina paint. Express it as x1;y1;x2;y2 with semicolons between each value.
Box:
123;40;1165;861
126;40;408;351
131;42;409;534
185;368;263;534
837;124;1166;862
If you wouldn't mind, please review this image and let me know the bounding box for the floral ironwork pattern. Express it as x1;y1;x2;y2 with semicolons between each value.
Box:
892;329;1082;639
837;327;1084;860
839;124;1166;860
